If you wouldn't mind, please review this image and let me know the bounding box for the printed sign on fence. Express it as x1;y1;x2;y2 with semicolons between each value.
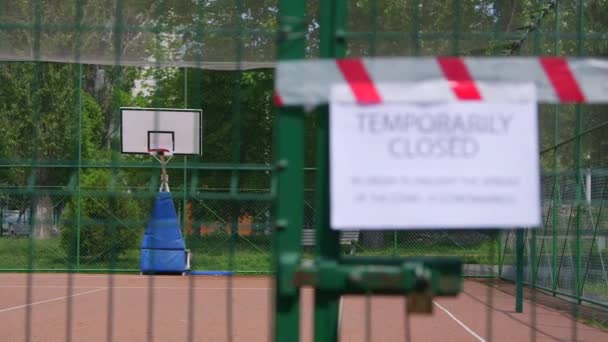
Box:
329;83;541;230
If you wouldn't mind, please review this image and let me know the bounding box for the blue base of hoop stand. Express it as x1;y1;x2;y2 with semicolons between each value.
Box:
140;191;188;274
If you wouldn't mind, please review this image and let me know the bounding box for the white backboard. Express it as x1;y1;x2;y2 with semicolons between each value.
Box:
329;84;541;230
120;108;202;155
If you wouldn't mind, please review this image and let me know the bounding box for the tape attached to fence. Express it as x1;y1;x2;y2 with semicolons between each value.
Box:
437;57;482;101
275;57;608;106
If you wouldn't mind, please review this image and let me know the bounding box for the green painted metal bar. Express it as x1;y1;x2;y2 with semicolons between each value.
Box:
530;26;541;339
451;0;461;54
106;1;126;341
75;61;83;272
0;160;274;171
0;22;276;36
296;258;461;295
335;30;607;41
368;0;378;56
73;0;84;272
4;19;608;41
0;188;274;201
184;65;203;262
183;68;204;342
393;232;397;257
226;1;246;339
273;1;307;341
313;1;347;341
571;2;585;340
551;117;559;296
492;1;506;283
25;2;43;341
530;228;538;342
181;68;188;247
531;228;537;291
516;229;524;313
411;0;421;55
551;1;561;298
574;0;585;306
183;35;204;340
272;102;306;338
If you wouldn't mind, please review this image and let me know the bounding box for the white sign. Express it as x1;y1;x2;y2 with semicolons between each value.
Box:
329;84;541;230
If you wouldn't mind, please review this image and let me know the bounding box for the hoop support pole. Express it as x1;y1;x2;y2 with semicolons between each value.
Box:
153;153;172;192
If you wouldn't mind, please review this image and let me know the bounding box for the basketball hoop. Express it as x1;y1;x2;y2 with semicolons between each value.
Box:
149;148;174;192
148;148;173;155
119;107;202;193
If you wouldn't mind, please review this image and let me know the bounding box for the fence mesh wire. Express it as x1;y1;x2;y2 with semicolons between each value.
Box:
0;1;607;340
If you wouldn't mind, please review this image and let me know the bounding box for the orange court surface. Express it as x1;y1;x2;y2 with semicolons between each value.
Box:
0;273;607;342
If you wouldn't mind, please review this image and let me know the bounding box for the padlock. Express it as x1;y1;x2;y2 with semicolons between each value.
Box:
407;274;433;314
406;290;433;314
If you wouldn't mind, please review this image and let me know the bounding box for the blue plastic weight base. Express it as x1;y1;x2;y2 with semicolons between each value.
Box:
140;192;188;274
140;249;187;273
141;192;185;250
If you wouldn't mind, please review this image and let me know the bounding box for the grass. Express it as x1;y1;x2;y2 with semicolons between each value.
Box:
0;235;604;294
353;239;503;265
0;236;272;274
0;235;503;274
0;237;134;271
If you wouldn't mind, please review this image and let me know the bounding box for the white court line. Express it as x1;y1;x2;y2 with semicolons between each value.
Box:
433;301;485;342
0;288;106;314
0;285;271;290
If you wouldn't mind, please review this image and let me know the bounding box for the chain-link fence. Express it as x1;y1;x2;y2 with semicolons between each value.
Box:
0;0;607;329
0;62;277;273
1;104;608;308
500;170;608;308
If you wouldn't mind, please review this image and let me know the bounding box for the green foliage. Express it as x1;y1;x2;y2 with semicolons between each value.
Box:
60;169;146;262
138;67;275;190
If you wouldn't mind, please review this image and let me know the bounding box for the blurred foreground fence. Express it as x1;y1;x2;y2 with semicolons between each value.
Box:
0;3;607;338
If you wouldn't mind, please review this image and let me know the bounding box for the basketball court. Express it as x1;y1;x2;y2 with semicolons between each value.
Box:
0;273;606;342
0;2;607;341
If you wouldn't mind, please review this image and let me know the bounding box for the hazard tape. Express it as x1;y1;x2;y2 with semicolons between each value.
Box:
274;57;608;106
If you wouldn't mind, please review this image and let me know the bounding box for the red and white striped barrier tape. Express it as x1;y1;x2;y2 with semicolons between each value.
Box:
274;57;608;106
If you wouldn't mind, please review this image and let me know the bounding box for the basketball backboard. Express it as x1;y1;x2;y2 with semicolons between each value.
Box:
120;108;202;155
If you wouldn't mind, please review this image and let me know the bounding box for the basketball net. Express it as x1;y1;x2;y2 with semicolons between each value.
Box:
150;149;173;192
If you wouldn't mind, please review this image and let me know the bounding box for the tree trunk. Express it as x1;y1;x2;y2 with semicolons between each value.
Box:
33;195;54;239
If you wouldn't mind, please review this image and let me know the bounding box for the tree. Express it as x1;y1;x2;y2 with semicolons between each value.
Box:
0;62;106;237
60;169;146;263
137;67;275;190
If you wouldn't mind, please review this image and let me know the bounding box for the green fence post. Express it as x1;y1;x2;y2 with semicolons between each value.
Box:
274;1;306;341
549;0;563;298
516;229;524;313
185;67;202;246
393;231;397;257
497;230;503;277
313;1;347;341
181;68;188;241
574;0;585;307
75;63;82;272
531;229;537;291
